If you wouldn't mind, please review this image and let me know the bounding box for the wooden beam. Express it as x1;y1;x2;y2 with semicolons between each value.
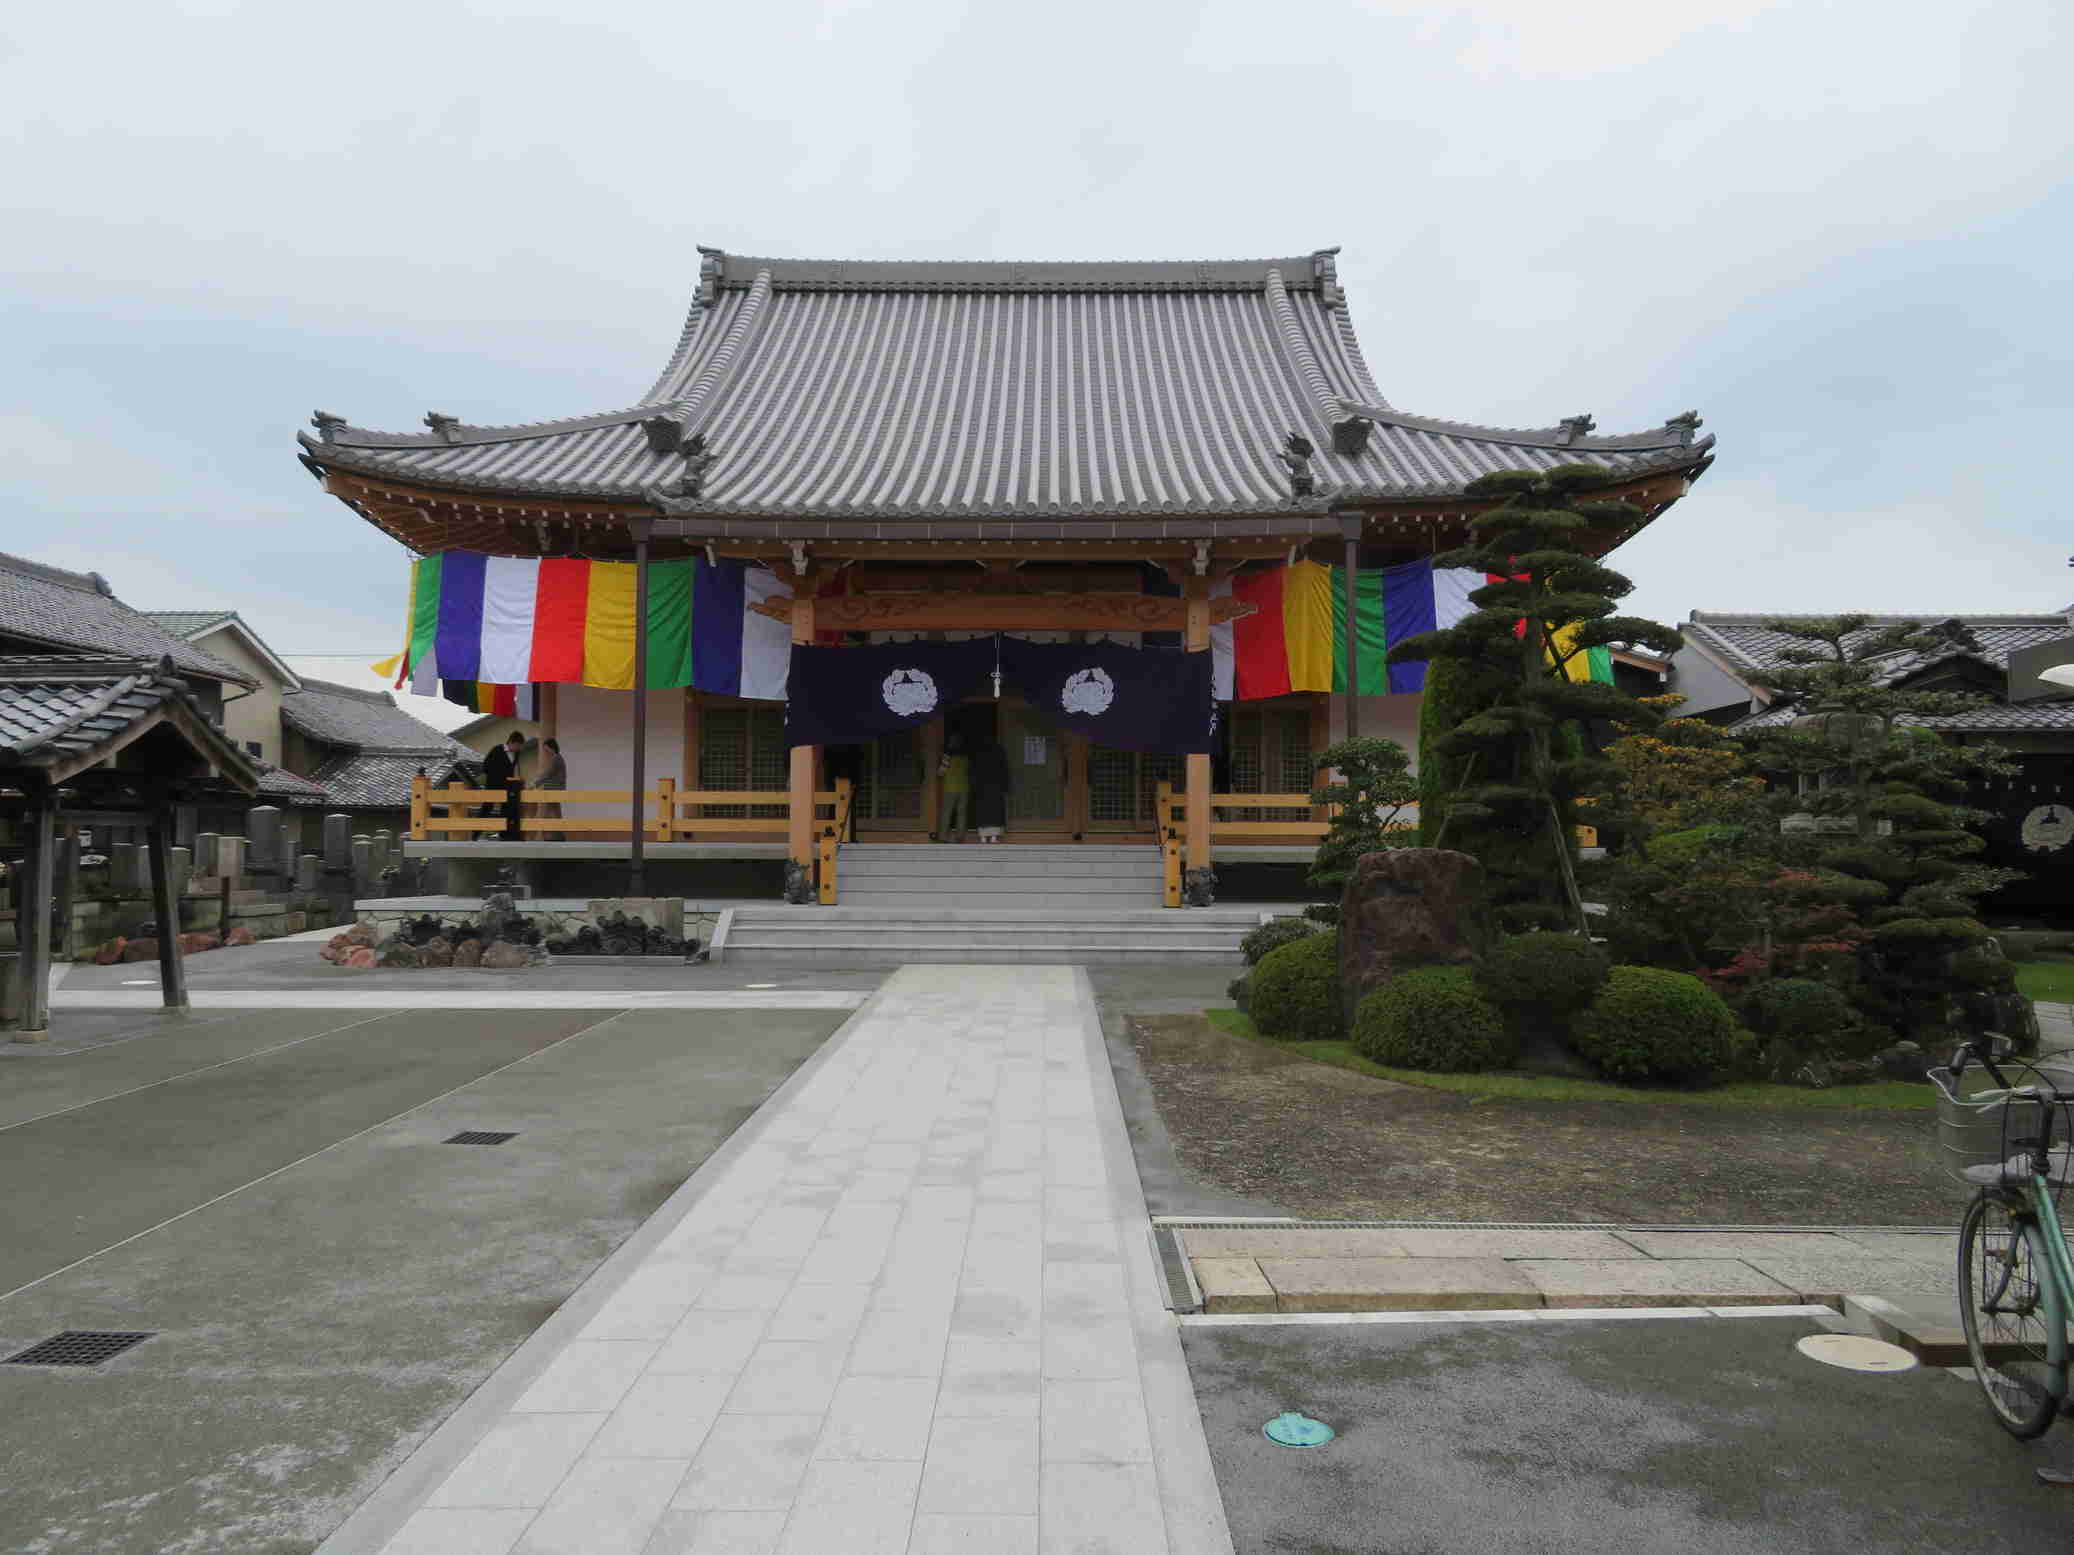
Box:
747;592;1255;633
147;805;189;1012
788;595;817;874
1184;579;1212;879
13;796;55;1040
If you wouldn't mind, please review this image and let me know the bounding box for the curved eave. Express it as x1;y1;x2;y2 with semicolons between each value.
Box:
304;433;1713;518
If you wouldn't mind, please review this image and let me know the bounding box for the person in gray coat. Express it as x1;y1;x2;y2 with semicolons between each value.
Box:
533;736;567;841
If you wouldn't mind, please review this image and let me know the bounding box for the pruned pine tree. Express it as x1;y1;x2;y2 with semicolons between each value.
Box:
1388;466;1681;933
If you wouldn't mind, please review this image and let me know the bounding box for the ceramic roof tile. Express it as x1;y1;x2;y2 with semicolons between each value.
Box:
0;554;256;687
280;678;470;756
308;749;473;808
300;249;1714;517
0;654;258;786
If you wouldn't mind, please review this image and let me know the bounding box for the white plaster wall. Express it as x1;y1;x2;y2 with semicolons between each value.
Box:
1326;691;1424;774
554;685;685;825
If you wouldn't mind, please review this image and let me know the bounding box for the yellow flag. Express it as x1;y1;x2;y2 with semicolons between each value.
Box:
371;651;405;682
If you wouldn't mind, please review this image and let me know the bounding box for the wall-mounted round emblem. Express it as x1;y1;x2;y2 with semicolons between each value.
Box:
1061;666;1115;717
2023;803;2074;855
881;668;938;717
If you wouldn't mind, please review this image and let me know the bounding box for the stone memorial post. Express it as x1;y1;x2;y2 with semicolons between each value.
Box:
247;805;283;876
193;832;220;879
322;814;353;872
1338;848;1491;1027
295;854;322;894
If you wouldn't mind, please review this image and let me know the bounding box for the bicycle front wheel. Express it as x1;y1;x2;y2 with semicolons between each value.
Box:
1958;1192;2064;1438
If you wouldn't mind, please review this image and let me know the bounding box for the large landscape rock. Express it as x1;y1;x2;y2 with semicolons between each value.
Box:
1338;847;1491;1024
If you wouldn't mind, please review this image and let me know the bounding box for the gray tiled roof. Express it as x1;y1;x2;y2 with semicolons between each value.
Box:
1686;612;2071;682
309;749;473;809
280;677;470;757
0;654;259;787
251;760;335;807
1687;611;2074;736
1734;698;2074;733
0;554;256;687
300;249;1714;517
141;610;236;639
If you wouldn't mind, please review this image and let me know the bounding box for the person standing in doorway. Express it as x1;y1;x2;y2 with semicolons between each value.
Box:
480;731;525;841
937;735;970;842
970;737;1009;844
533;736;567;841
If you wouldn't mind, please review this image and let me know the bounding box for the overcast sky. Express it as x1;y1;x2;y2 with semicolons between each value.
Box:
4;0;2069;659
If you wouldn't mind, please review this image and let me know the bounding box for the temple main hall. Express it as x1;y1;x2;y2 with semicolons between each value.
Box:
297;246;1713;917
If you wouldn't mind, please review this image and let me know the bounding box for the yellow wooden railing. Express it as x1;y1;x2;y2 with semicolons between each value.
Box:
409;775;852;846
817;779;855;905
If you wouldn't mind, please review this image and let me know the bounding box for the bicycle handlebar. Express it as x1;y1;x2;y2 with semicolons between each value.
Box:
1951;1039;2016;1094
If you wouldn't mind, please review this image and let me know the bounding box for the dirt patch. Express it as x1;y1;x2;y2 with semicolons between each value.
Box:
1126;1014;1959;1226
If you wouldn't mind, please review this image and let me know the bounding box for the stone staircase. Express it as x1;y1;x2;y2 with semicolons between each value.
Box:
720;844;1262;966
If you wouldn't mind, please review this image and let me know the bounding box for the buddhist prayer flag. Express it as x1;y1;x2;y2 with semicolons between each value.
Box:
400;553;792;700
442;680;539;719
1214;557;1613;701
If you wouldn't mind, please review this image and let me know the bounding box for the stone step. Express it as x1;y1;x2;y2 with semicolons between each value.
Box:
836;875;1155;894
722;941;1243;967
728;926;1245;949
836;893;1166;912
836;856;1158;876
734;907;1263;925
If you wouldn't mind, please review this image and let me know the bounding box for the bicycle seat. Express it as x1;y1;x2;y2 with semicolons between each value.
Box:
1964;1147;2074;1187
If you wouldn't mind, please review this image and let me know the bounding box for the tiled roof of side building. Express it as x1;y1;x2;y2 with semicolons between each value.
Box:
299;248;1715;517
0;554;257;687
250;760;336;807
310;749;474;809
1686;612;2073;683
140;610;236;638
280;677;471;757
0;654;260;788
1733;699;2074;733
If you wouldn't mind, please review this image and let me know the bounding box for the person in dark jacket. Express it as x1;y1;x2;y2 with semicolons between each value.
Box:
970;739;1010;843
480;732;525;840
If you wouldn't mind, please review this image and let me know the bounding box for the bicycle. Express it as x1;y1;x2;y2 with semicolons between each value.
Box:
1931;1038;2074;1440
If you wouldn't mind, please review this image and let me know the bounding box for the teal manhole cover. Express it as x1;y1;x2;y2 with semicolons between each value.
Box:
1263;1411;1335;1447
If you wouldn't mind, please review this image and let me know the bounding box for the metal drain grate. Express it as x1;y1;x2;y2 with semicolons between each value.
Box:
5;1331;155;1367
444;1131;517;1146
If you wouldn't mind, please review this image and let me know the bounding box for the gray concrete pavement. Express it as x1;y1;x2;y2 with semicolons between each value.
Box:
0;1002;850;1555
1183;1314;2070;1554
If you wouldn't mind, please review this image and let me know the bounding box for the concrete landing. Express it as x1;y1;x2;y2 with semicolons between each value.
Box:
1173;1223;1959;1315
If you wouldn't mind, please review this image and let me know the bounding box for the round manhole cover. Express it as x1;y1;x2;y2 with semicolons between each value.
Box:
1263;1411;1335;1447
1795;1334;1918;1373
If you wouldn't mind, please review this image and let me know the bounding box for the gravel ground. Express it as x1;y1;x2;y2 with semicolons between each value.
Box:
1126;1013;1961;1226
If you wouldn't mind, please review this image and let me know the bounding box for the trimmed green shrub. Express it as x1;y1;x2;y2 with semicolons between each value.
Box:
1226;974;1252;1013
1477;932;1610;1017
1243;917;1321;966
1249;932;1343;1042
1571;966;1737;1084
1352;966;1513;1073
1744;978;1855;1041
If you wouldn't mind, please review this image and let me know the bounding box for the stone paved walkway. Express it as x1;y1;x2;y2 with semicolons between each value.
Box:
317;965;1228;1555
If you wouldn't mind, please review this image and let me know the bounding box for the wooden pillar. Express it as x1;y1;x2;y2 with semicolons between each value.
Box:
13;794;55;1040
1339;513;1363;741
51;826;79;963
628;518;653;897
1185;577;1212;875
147;803;189;1012
787;585;818;873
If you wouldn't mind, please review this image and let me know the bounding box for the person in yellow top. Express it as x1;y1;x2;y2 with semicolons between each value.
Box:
938;736;971;843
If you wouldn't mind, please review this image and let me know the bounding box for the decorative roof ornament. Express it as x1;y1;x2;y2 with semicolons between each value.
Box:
1279;433;1316;499
1665;410;1703;446
1557;413;1597;446
1311;247;1343;309
673;434;717;498
642;416;685;455
423;412;461;444
1331;415;1373;456
697;245;726;307
310;410;346;443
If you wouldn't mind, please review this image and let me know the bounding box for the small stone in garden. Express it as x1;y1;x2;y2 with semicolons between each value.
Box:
344;946;377;969
481;941;531;970
452;938;484;968
94;937;128;966
121;938;160;963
